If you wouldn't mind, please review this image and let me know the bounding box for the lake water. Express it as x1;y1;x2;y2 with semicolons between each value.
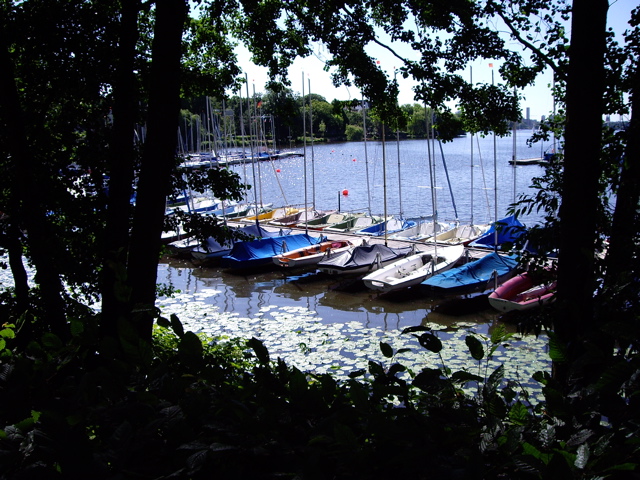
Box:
232;132;549;226
156;132;551;394
161;131;550;329
0;131;552;395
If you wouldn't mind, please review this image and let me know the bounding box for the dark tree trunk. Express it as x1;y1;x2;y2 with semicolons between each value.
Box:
127;0;188;342
555;0;609;383
605;64;640;287
100;0;142;341
0;23;69;340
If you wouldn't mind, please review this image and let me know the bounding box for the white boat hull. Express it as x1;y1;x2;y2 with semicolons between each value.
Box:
362;245;464;293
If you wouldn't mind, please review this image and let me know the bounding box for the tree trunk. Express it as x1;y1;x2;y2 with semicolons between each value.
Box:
555;0;608;383
0;22;69;340
100;0;142;341
127;0;188;342
605;64;640;288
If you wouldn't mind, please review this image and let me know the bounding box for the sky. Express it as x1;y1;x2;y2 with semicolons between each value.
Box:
232;0;636;122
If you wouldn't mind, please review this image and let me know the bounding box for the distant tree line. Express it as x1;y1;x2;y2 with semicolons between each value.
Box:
178;92;470;150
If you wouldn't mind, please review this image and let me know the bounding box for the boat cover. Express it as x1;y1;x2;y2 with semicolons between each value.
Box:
421;252;518;292
469;215;526;248
221;233;322;269
195;224;287;255
358;218;416;236
317;243;414;272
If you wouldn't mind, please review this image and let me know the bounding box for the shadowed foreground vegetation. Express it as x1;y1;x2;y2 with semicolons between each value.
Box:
1;311;638;479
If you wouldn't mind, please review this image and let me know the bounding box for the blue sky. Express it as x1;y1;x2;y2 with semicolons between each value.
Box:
233;0;636;122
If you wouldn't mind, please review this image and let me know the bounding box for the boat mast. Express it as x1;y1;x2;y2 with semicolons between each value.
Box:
470;67;474;227
302;72;308;234
394;70;403;220
252;83;264;207
309;78;316;210
492;66;498;252
426;106;437;258
245;74;260;230
512;87;517;206
382;122;388;246
362;97;372;216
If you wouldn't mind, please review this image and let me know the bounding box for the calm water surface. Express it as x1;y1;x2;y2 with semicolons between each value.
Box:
160;132;550;333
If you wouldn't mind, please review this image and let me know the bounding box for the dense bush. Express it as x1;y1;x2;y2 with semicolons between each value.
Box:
1;313;638;479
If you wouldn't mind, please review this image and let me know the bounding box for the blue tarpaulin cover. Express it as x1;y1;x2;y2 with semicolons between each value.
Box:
221;233;321;269
421;252;518;293
469;215;526;248
358;218;417;236
194;224;288;257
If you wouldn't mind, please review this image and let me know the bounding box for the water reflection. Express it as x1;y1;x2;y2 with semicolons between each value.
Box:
159;258;503;333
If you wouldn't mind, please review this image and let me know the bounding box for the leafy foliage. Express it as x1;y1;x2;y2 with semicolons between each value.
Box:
0;314;638;478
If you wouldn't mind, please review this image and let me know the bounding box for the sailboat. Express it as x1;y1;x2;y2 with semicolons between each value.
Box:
220;232;323;270
421;251;519;295
190;223;285;265
362;244;463;293
317;241;416;276
468;215;527;250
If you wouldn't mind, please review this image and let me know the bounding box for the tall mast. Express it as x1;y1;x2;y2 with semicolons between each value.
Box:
302;72;308;233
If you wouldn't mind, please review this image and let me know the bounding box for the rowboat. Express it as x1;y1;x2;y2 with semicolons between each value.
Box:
272;239;354;268
362;244;464;293
488;271;556;312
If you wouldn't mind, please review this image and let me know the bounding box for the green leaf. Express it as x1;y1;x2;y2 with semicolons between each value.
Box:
41;332;63;350
413;368;446;393
490;323;512;344
248;337;270;364
417;332;442;353
450;371;483;384
574;444;589;470
402;325;431;334
466;335;484;360
156;316;171;329
380;341;394;358
508;402;529;426
547;331;566;362
0;327;16;339
170;313;185;338
368;360;385;377
388;363;406;376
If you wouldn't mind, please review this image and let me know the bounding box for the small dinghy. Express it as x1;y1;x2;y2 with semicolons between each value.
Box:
488;270;556;312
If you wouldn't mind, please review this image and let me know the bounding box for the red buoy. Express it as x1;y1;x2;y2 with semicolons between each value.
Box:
276;168;281;173
352;158;357;162
342;189;349;196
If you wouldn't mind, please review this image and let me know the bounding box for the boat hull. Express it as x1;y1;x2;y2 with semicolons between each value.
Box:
317;243;415;276
488;272;556;312
272;240;354;268
363;245;464;293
